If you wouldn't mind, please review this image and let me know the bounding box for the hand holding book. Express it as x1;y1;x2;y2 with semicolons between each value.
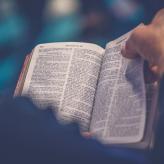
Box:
14;25;158;149
122;9;164;77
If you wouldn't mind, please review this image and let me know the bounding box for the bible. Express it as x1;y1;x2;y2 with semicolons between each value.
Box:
14;28;159;149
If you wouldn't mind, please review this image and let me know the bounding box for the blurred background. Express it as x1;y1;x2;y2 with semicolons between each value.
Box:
0;0;164;99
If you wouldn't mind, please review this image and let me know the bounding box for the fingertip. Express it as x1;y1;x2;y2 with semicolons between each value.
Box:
145;64;160;83
150;65;163;78
121;43;137;59
82;132;93;138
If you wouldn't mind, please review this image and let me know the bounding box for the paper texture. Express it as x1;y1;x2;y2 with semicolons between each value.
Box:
90;32;146;144
21;42;104;130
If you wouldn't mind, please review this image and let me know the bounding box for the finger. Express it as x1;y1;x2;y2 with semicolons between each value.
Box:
82;132;93;138
144;62;160;83
121;38;139;58
121;25;147;59
150;65;163;78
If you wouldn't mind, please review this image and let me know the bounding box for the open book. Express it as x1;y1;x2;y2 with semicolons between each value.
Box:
14;29;159;149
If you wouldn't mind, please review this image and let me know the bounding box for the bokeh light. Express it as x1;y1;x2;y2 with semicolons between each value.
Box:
0;0;163;96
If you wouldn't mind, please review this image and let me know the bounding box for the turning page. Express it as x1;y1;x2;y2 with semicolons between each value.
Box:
21;42;104;130
90;32;146;144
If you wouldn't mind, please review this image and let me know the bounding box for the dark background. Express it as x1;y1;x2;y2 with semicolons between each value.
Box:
0;0;164;108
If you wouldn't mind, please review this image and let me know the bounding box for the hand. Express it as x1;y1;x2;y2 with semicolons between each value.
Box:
122;9;164;77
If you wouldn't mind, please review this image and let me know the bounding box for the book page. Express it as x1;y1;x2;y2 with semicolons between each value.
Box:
21;42;104;130
90;32;146;143
126;82;159;149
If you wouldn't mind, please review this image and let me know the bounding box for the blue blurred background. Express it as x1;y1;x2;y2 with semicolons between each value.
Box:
0;0;163;96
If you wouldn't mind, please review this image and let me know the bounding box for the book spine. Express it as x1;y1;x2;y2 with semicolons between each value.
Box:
14;54;32;96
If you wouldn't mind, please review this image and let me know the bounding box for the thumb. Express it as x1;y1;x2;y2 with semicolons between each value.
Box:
121;25;149;59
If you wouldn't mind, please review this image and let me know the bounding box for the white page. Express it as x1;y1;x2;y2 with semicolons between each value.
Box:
90;32;146;144
21;42;104;130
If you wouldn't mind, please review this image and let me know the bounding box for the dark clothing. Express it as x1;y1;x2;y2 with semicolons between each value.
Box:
0;97;150;164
